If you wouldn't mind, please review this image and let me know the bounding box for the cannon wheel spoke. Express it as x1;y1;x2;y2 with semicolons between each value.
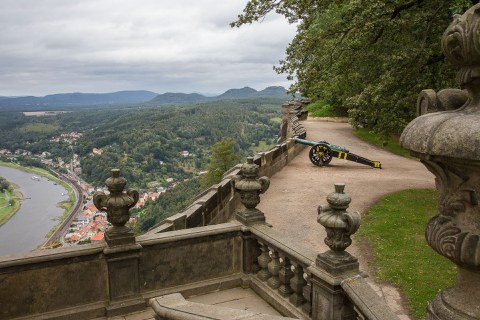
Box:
309;143;332;166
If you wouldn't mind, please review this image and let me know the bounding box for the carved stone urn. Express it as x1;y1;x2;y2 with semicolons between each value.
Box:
234;157;270;225
93;169;139;246
316;183;361;275
400;5;480;319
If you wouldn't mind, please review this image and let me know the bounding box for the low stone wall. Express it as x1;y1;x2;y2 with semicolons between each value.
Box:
0;223;244;320
0;220;397;320
0;245;108;320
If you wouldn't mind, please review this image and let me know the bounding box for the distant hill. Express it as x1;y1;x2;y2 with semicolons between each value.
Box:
216;87;258;99
150;92;209;105
149;86;293;106
0;90;158;110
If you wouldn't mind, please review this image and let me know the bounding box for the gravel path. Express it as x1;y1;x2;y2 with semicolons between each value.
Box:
257;119;435;319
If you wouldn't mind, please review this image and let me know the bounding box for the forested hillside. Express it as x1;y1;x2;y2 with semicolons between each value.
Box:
0;98;282;188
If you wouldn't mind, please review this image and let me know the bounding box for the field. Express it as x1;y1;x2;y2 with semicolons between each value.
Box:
18;122;59;134
0;189;21;226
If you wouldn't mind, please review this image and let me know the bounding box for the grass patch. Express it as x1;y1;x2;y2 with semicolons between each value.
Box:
0;189;21;226
354;128;411;158
270;117;282;124
358;189;456;320
305;100;338;117
18;122;59;134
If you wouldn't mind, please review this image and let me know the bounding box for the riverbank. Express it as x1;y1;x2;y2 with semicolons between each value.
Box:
0;187;22;226
0;161;76;239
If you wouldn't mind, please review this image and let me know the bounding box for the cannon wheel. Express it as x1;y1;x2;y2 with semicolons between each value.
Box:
309;143;332;166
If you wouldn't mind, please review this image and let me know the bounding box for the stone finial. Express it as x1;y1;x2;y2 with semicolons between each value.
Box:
316;183;360;275
93;169;139;246
234;157;270;225
400;4;480;319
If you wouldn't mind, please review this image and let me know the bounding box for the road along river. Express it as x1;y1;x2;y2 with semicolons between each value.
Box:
0;165;69;256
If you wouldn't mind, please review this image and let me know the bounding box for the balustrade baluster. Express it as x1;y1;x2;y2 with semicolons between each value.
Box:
302;271;312;316
278;255;294;297
257;241;272;281
289;261;306;306
267;248;281;289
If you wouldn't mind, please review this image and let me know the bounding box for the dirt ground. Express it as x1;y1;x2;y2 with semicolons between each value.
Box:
257;119;435;320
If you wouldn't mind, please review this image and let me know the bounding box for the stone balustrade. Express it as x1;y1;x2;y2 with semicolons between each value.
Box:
0;169;398;320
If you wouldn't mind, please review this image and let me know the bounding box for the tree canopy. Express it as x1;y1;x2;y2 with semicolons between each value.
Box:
233;0;477;135
201;138;242;188
0;176;10;193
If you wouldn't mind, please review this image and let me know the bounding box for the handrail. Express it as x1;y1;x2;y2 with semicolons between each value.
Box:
341;275;400;320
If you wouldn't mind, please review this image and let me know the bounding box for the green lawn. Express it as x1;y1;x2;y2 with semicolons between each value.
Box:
18;122;59;134
354;128;411;158
305;100;339;117
0;189;21;226
357;189;457;319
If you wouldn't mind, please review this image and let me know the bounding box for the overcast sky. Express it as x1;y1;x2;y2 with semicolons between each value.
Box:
0;0;297;97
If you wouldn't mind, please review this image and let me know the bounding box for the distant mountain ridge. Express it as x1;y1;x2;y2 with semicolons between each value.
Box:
150;86;292;105
0;86;293;111
0;90;158;110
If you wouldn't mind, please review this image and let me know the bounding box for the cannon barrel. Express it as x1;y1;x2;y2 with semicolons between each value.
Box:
293;137;318;146
293;137;348;153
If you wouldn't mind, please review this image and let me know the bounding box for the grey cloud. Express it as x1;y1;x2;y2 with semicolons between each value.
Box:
0;0;296;96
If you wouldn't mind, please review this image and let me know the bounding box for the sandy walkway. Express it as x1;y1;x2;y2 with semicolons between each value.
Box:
257;119;435;319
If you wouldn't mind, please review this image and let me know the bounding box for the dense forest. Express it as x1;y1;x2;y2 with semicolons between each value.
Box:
132;177;202;233
0;97;282;188
233;0;476;136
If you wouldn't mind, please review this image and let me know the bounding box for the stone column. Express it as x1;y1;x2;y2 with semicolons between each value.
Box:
400;5;480;319
311;183;360;320
234;157;270;225
93;169;144;316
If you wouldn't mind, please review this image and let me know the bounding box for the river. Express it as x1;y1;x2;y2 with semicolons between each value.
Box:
0;165;69;256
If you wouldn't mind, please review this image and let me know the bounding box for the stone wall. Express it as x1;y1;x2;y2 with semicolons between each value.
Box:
0;223;244;320
0;245;108;319
0;221;397;320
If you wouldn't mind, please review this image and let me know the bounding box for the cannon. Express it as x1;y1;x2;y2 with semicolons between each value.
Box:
293;137;382;169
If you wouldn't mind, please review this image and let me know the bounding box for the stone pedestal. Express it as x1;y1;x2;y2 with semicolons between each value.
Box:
311;183;360;320
400;4;480;319
105;227;135;247
311;277;353;320
236;208;266;226
316;250;359;277
92;169;144;315
104;244;145;316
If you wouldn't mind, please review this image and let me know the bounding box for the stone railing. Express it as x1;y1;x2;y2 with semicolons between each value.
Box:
0;222;244;320
0;165;398;320
246;223;399;320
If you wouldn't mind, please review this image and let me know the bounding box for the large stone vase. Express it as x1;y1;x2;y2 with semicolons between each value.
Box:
400;5;480;319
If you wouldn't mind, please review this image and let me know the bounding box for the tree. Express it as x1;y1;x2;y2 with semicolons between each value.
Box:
232;0;477;136
0;176;9;192
201;138;242;188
